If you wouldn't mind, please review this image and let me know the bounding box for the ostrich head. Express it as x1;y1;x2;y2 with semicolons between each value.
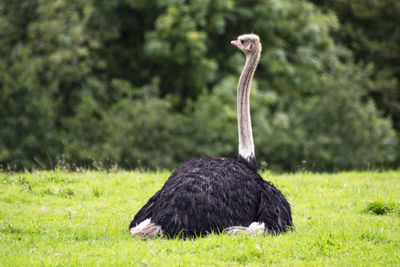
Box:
231;34;262;55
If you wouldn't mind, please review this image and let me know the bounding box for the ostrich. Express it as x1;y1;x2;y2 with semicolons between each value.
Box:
129;34;293;238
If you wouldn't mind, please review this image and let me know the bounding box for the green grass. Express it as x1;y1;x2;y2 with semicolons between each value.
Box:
0;170;399;266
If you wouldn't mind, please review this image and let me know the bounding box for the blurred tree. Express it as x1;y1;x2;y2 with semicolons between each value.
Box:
0;0;59;167
311;0;400;163
0;0;397;170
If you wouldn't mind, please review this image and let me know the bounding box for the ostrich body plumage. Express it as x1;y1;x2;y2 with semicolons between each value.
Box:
130;157;292;237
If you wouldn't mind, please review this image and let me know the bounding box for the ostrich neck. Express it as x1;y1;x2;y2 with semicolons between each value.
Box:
237;51;260;171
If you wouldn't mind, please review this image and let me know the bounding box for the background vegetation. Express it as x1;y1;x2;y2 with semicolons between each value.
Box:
0;0;398;171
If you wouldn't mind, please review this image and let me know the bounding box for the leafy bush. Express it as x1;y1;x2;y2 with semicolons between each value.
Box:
0;0;397;170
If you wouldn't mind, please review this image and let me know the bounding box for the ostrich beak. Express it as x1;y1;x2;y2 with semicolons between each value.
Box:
231;40;241;48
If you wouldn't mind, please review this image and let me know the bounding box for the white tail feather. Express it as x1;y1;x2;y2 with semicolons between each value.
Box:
130;218;164;239
225;222;265;235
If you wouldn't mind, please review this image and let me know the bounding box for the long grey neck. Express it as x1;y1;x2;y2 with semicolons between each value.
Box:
237;51;260;171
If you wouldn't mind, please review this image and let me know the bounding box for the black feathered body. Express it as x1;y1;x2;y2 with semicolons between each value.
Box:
130;157;292;237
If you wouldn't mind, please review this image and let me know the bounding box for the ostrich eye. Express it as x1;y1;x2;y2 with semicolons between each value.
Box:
240;39;245;44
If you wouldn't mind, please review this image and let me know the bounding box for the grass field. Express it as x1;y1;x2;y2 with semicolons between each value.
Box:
0;169;399;266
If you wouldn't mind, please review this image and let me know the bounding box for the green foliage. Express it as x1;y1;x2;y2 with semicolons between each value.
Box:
365;201;398;216
0;171;400;265
91;184;103;197
0;0;397;171
311;0;400;162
